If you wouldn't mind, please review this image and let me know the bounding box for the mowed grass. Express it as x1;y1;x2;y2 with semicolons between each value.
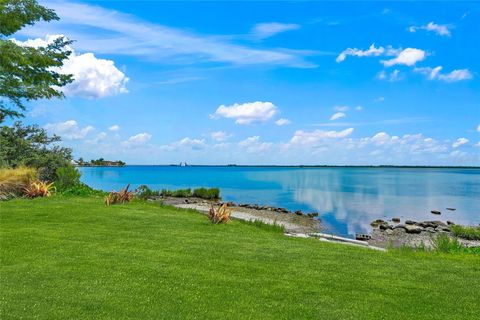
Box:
1;197;479;319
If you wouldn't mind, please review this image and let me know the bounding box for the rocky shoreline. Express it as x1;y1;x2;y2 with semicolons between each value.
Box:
151;196;479;250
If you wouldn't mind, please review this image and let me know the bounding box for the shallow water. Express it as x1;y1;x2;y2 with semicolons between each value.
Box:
79;166;480;237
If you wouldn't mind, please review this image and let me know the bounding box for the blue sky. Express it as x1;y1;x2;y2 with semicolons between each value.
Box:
11;0;480;165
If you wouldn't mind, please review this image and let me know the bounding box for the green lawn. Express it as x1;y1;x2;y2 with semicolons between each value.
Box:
1;197;479;319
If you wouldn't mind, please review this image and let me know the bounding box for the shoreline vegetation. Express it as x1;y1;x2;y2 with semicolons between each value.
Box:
82;164;480;169
75;158;126;167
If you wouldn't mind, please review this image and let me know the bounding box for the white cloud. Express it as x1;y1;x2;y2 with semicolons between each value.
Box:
452;138;469;148
160;137;207;151
275;118;291;126
414;66;473;82
290;128;354;145
210;131;230;141
334;105;349;112
44;120;94;140
21;1;312;68
355;106;363;111
251;22;300;39
477;124;480;133
238;136;272;153
212;101;278;125
336;44;385;63
123;133;152;147
381;48;426;67
108;125;120;131
409;22;451;37
12;35;129;98
377;69;402;81
330;112;346;121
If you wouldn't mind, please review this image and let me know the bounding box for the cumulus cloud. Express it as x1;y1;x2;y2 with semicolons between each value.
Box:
381;48;426;67
290;128;354;145
44;120;94;140
123;133;152;147
408;22;451;37
330;112;346;121
108;125;120;131
414;66;473;82
336;44;386;63
160;137;207;151
212;101;278;124
12;35;129;98
452;138;469;148
210;131;230;141
251;22;300;39
275;118;291;126
238;136;272;153
477;124;480;133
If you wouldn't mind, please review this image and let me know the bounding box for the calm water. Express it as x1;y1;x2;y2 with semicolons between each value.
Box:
80;166;480;237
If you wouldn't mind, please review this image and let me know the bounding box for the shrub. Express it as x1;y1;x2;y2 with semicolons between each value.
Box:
451;225;480;240
23;180;55;198
105;184;134;206
0;166;38;198
192;187;220;200
208;203;231;224
60;183;105;197
170;188;192;197
432;233;466;253
135;185;160;200
55;165;81;191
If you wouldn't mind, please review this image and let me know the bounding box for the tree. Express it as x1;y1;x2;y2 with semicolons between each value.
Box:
0;122;72;181
0;0;73;122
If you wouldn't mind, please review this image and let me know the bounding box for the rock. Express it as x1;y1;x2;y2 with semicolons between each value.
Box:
435;225;450;232
446;208;456;211
355;234;371;241
431;210;441;215
394;224;406;230
184;199;189;203
371;219;386;227
392;217;401;223
405;224;423;234
379;223;392;230
405;220;416;225
294;210;303;216
308;212;319;218
425;227;436;233
386;229;394;235
447;221;455;226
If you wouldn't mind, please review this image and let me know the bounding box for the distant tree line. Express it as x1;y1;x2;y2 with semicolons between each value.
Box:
77;158;126;167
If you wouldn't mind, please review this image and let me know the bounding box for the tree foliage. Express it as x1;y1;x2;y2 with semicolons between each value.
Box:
0;0;73;121
0;121;72;181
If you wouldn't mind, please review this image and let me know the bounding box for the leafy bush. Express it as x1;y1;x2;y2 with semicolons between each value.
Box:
105;184;134;206
160;188;192;198
0;122;72;182
451;225;480;240
192;187;220;200
60;183;105;197
23;180;55;198
208;203;231;224
135;185;160;200
0;166;38;198
55;165;81;191
432;233;465;253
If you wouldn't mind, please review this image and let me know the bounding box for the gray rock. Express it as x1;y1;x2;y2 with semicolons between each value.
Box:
425;227;436;233
435;225;450;232
405;224;423;234
394;224;406;230
431;210;441;215
446;208;456;211
447;221;455;226
405;220;416;225
392;217;401;223
386;229;394;235
371;219;386;227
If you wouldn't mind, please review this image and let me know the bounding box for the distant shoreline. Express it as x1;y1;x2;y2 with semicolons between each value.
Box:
79;165;480;169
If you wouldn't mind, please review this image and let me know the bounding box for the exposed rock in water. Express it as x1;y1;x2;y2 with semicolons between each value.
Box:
392;217;401;223
446;208;456;211
431;210;441;215
447;221;455;226
405;220;416;225
371;219;386;227
405;224;423;234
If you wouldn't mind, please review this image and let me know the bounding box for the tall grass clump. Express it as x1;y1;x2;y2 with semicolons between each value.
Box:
432;233;465;253
241;219;285;233
451;225;480;241
0;167;38;199
192;187;220;200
